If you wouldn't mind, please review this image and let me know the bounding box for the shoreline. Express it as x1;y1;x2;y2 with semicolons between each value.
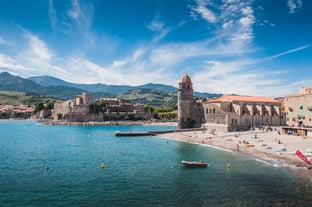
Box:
156;128;312;182
37;120;178;127
5;119;312;181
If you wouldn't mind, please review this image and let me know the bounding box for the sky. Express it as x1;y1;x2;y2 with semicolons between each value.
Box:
0;0;311;97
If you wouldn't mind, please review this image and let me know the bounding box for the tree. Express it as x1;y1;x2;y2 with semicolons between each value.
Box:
33;102;45;114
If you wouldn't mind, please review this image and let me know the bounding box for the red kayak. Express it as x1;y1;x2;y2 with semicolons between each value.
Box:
296;150;312;165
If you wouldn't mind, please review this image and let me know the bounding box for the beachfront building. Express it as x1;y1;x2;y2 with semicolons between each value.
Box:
177;74;205;129
177;74;284;131
283;86;312;136
203;95;283;132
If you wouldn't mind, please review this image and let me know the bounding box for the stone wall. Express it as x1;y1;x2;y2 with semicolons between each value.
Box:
63;113;104;122
203;101;283;132
190;102;205;128
204;103;227;125
72;105;89;113
103;111;146;120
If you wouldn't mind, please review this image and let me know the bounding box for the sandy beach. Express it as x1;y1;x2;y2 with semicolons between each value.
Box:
157;127;312;180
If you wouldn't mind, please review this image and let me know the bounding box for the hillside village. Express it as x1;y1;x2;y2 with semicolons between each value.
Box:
0;105;34;119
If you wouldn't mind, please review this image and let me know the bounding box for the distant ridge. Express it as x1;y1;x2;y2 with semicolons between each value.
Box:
0;72;221;106
0;72;85;100
28;75;177;94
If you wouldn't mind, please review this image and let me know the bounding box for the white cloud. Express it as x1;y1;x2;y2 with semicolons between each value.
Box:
264;45;310;60
191;44;312;97
287;0;303;14
48;0;57;29
191;0;256;49
192;59;287;97
67;0;93;28
24;33;54;62
0;54;31;72
147;19;164;31
147;16;170;43
222;20;234;30
3;30;68;77
64;0;95;48
0;37;8;45
1;0;310;99
192;5;217;23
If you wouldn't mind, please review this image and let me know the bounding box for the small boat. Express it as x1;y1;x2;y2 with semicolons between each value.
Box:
114;131;156;136
181;161;207;167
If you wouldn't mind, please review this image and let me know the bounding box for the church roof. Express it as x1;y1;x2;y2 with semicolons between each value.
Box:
208;95;279;103
180;74;192;83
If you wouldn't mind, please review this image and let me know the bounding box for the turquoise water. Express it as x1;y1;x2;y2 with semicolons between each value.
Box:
1;120;312;207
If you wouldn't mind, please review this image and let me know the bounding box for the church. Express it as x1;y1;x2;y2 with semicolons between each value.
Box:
177;74;285;132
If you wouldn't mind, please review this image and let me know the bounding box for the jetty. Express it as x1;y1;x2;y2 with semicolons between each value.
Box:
114;128;206;137
114;131;157;136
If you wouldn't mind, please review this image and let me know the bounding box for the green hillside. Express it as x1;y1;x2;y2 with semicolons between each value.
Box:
0;91;57;106
117;88;177;107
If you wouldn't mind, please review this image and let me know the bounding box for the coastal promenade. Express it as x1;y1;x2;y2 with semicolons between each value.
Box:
156;127;312;180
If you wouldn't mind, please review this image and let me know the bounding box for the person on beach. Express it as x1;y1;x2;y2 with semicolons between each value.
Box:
236;144;240;152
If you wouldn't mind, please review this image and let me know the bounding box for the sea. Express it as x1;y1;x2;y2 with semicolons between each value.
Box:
1;120;312;207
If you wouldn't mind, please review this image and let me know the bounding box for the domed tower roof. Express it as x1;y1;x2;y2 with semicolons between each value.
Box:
180;74;192;83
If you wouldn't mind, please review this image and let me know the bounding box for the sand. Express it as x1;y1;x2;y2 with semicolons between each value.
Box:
156;127;312;181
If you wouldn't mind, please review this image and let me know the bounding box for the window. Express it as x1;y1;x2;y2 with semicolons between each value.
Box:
213;108;215;113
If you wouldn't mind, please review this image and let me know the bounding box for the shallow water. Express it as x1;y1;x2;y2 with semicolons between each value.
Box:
1;120;312;207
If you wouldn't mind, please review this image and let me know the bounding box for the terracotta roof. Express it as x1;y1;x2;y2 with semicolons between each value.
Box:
180;74;192;83
208;95;279;103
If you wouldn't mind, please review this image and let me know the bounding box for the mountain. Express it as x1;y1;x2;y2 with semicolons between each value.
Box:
0;72;221;106
28;75;176;94
0;72;43;93
28;75;73;87
28;75;128;93
0;72;86;100
28;75;219;97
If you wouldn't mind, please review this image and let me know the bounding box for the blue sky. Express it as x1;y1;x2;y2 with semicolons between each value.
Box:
0;0;311;97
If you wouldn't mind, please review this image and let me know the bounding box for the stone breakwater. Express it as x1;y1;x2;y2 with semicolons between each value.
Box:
42;120;178;127
45;121;143;126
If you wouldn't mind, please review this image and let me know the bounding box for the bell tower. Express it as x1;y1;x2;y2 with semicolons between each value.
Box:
178;74;193;129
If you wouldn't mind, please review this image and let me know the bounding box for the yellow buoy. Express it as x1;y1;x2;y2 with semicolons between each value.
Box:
101;163;105;169
226;164;231;169
45;164;49;171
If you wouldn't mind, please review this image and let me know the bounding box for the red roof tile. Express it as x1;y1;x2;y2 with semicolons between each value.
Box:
208;95;279;103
